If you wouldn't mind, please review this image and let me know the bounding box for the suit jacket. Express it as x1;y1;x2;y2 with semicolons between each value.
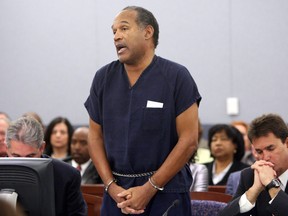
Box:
219;167;288;216
42;155;87;216
204;160;249;185
65;159;102;184
225;170;241;196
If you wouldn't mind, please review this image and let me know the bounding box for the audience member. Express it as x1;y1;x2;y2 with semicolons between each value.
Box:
64;127;102;184
5;116;87;215
0;117;10;157
204;124;248;185
0;112;11;121
219;113;288;216
22;111;45;132
189;150;208;191
44;116;74;160
231;120;255;165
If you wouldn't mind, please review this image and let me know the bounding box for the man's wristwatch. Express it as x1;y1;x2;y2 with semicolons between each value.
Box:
265;179;281;191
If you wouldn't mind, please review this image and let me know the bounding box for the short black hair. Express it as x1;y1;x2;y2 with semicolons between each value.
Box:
208;124;245;161
248;113;288;143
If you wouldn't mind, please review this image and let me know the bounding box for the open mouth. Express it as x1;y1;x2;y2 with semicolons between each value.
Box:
116;44;127;54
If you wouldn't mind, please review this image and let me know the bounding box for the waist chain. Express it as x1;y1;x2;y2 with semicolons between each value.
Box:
112;170;156;178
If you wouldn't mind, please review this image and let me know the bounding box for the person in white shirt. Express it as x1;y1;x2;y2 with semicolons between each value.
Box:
219;113;288;216
64;127;102;184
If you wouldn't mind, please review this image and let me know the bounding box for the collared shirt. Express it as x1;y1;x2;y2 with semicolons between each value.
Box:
278;169;288;191
72;159;91;177
212;162;233;185
239;169;288;213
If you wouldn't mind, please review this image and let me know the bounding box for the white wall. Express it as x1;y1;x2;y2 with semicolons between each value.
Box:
1;0;287;125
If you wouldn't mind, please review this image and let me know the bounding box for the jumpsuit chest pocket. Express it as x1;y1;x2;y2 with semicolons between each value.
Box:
142;108;164;130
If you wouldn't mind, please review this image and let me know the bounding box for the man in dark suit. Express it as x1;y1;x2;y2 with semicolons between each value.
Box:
5;116;87;216
219;113;288;216
65;127;102;184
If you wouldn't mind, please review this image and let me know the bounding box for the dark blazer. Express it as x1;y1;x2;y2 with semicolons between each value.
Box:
219;167;288;216
81;161;102;184
42;155;87;216
204;160;248;185
65;159;102;184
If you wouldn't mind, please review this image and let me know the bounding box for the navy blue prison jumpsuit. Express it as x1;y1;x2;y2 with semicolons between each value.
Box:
85;55;202;215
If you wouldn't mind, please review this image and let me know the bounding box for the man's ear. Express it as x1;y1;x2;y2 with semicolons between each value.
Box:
284;137;288;148
144;25;154;40
40;141;46;153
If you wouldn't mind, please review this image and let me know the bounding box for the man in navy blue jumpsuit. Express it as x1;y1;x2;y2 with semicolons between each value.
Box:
85;6;201;215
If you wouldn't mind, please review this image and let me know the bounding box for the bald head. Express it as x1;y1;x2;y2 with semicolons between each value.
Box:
74;127;89;135
71;127;90;164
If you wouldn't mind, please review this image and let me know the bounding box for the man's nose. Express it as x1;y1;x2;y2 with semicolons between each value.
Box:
114;31;122;41
263;151;270;161
74;143;81;150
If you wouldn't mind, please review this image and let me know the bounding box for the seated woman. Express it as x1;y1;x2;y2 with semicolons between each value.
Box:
204;124;248;185
44;117;74;160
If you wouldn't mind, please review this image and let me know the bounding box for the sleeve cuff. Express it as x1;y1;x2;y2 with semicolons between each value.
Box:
239;193;255;213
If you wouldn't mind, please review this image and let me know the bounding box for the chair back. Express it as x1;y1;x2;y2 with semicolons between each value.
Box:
81;184;104;197
82;193;102;216
208;185;226;193
190;191;232;203
191;200;227;216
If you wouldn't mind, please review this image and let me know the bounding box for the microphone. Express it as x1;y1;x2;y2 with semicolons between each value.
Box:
162;199;180;216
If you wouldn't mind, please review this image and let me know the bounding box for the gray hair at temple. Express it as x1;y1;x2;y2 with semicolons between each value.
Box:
123;6;159;48
6;116;44;149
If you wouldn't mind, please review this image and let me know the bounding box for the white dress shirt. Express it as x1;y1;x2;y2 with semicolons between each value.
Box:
71;159;91;177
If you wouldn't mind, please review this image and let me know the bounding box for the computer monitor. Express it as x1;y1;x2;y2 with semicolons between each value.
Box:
0;158;55;216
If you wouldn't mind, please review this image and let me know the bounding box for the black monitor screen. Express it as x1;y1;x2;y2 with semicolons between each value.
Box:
0;158;55;216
